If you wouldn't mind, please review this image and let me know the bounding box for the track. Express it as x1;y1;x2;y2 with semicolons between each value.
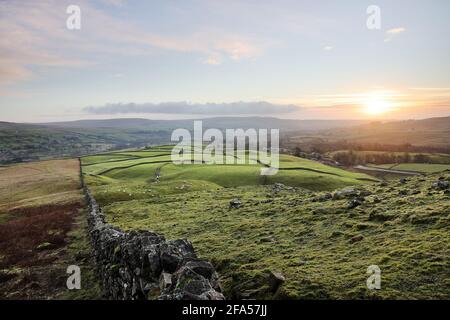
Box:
354;165;421;176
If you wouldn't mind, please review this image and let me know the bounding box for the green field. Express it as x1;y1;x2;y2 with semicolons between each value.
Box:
327;150;450;164
81;148;450;299
82;149;376;190
368;163;450;174
328;150;450;165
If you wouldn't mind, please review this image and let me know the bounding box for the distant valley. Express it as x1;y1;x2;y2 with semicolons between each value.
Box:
1;116;449;164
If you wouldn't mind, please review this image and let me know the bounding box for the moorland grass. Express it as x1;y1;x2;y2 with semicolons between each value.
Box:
99;174;449;299
0;159;101;299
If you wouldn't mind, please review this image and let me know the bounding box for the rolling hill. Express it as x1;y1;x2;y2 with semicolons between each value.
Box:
80;146;450;299
2;116;449;164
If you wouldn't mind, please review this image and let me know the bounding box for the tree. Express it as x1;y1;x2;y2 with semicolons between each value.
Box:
402;152;411;163
413;154;430;163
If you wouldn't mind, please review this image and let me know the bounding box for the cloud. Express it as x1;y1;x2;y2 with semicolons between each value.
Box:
0;1;268;86
384;27;406;42
410;87;450;92
215;38;262;60
387;27;406;34
84;101;300;115
100;0;126;7
0;61;33;84
323;46;333;51
203;54;223;65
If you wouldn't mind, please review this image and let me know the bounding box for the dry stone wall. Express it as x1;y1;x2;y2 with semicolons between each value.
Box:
81;169;224;300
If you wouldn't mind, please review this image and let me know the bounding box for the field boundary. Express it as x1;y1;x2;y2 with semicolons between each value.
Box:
82;152;172;167
354;165;422;175
79;159;224;300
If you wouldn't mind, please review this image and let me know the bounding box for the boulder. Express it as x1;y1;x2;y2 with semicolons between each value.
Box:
332;188;358;200
267;271;285;293
432;181;449;190
272;183;293;193
229;199;243;209
347;197;364;209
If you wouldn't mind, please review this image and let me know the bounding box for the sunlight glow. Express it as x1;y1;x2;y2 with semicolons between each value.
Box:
364;94;392;115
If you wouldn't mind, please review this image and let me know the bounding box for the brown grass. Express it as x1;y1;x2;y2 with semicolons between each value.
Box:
0;159;94;299
0;202;82;268
0;159;81;208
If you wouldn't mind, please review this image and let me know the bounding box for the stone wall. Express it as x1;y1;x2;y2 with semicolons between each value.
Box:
80;167;224;300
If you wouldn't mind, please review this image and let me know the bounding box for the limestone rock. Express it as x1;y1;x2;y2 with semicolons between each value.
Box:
229;199;243;209
268;271;285;292
333;188;358;200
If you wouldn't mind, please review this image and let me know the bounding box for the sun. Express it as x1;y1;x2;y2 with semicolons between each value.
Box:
364;94;392;115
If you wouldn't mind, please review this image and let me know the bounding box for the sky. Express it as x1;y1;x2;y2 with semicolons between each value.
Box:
0;0;449;122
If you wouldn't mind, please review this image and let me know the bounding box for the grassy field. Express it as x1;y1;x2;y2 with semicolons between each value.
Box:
104;176;449;299
328;151;450;164
368;163;450;174
82;149;376;190
328;150;450;166
80;147;450;299
0;160;100;299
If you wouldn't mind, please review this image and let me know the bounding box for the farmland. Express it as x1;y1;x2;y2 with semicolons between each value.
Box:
328;151;450;165
82;148;376;195
81;147;450;299
367;163;450;174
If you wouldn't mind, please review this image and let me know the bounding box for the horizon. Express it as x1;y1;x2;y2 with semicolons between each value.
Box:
3;114;449;126
1;1;450;122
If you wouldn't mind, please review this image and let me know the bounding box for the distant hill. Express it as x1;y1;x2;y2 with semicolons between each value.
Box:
0;121;170;164
1;116;449;164
289;116;450;150
42;117;367;131
325;116;450;146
